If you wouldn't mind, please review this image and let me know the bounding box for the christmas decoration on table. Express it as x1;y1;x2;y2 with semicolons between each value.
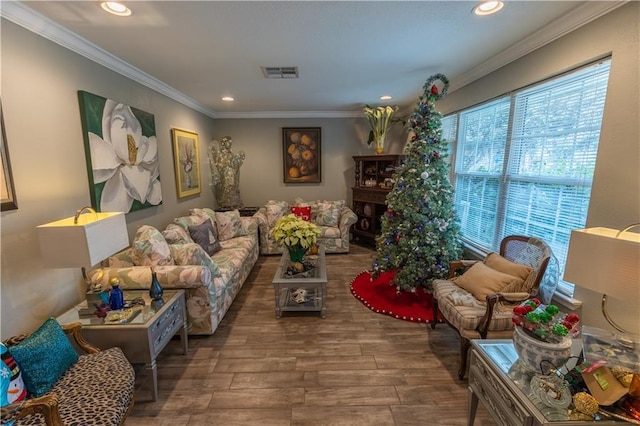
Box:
370;74;462;292
512;298;580;344
363;105;404;154
269;214;321;263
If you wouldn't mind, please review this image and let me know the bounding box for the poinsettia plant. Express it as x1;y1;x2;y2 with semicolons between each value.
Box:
512;298;580;344
270;214;320;249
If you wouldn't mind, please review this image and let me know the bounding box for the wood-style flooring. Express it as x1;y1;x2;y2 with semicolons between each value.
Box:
126;244;496;425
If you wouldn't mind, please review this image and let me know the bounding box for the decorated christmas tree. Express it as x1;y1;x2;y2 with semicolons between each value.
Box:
371;74;462;292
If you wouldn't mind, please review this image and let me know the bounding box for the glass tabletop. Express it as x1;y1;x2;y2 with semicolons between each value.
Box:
58;289;179;327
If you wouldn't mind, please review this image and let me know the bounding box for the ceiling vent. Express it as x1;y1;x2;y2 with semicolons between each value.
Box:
262;66;299;79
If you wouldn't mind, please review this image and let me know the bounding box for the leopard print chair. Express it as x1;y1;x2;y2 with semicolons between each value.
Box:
1;322;135;425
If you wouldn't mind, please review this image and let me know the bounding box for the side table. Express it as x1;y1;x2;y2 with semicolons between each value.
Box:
57;289;188;401
215;207;259;217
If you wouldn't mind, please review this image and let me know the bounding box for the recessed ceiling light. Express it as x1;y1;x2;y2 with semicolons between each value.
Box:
100;2;132;17
473;1;504;16
222;96;234;102
380;95;393;100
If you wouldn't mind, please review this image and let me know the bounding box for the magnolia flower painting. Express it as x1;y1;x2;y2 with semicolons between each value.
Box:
78;91;162;213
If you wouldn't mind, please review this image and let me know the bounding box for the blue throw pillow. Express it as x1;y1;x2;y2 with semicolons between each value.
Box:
9;318;79;397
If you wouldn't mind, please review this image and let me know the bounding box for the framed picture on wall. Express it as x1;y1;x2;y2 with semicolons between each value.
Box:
77;90;162;213
282;127;321;184
171;128;201;198
1;99;18;211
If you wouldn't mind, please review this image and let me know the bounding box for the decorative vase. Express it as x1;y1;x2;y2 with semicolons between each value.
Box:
109;279;124;310
287;244;308;263
149;271;164;301
374;134;386;155
512;326;572;374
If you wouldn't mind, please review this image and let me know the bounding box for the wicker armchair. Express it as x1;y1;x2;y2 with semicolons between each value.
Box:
430;235;556;379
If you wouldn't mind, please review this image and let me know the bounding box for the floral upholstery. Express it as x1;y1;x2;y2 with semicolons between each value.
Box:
90;210;259;335
255;199;357;254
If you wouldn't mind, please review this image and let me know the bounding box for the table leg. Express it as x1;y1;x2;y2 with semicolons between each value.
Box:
467;386;478;426
146;360;158;402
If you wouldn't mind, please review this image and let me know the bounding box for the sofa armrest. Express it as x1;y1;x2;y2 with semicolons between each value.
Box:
338;206;357;234
2;394;64;426
254;208;269;232
241;216;258;239
88;265;212;290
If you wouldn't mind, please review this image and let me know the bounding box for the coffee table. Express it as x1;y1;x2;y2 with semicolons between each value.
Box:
272;244;327;318
57;289;188;401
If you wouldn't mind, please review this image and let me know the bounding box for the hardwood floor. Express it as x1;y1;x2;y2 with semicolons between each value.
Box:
126;244;496;425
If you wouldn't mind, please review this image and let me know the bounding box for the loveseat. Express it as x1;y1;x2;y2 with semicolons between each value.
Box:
1;319;135;425
88;208;259;336
255;199;357;254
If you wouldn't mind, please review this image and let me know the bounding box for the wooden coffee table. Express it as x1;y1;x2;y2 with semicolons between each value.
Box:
272;244;327;318
57;289;188;401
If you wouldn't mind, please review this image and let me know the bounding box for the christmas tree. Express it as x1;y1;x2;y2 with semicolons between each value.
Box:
371;74;462;292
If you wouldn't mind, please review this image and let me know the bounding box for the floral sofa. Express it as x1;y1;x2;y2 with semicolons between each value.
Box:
88;208;259;336
255;198;357;254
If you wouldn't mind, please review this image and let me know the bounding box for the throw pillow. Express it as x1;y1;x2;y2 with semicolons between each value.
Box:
315;201;340;227
162;224;194;245
293;198;318;221
173;215;207;233
265;201;289;227
484;252;533;282
190;208;217;229
131;225;174;267
169;243;222;277
9;318;79;398
453;262;524;301
215;210;246;241
188;220;222;256
0;343;26;407
290;205;311;221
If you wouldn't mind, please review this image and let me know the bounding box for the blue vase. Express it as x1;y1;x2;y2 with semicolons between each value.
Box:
109;282;124;310
149;272;164;301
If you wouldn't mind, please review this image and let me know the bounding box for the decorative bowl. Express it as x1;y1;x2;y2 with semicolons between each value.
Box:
513;326;572;374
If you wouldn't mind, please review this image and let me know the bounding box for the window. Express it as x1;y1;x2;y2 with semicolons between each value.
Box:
447;59;611;296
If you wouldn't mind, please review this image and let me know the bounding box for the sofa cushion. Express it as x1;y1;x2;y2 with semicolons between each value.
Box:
265;201;289;227
162;223;193;245
9;319;78;398
215;210;246;241
173;215;207;232
315;201;341;227
453;262;524;301
188;220;222;256
132;225;174;267
190;208;217;227
290;205;311;221
169;243;222;277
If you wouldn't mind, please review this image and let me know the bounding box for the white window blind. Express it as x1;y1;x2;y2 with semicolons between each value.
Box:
449;59;611;296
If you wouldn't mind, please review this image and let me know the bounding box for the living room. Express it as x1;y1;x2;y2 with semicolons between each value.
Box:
1;1;639;424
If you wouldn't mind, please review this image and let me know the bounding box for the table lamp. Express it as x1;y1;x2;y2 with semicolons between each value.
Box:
563;224;640;420
36;206;129;297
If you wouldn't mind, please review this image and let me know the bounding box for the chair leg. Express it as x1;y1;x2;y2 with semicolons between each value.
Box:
430;298;439;329
458;337;471;380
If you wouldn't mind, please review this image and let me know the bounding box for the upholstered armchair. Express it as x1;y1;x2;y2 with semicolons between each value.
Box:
430;235;556;379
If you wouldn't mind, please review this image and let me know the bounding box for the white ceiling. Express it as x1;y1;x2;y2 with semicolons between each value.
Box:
3;1;625;118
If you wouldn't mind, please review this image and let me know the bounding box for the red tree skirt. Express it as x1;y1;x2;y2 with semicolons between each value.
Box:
350;270;439;323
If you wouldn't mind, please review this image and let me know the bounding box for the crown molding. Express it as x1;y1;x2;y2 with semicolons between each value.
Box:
0;1;217;118
450;1;628;92
2;0;627;117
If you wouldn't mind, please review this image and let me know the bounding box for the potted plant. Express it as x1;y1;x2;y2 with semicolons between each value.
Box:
269;214;321;262
363;105;404;154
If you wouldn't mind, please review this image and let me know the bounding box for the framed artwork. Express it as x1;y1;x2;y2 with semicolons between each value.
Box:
78;91;162;213
1;99;18;211
282;127;321;183
171;128;201;198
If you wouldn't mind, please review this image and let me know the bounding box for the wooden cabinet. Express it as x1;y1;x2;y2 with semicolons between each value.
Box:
351;155;405;244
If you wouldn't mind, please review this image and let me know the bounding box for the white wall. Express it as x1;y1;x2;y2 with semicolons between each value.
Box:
438;2;640;335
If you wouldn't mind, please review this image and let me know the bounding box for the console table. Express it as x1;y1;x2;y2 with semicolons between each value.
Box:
468;339;630;425
57;289;188;401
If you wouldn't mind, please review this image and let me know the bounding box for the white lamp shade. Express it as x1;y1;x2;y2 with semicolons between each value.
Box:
37;212;129;268
563;227;640;305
